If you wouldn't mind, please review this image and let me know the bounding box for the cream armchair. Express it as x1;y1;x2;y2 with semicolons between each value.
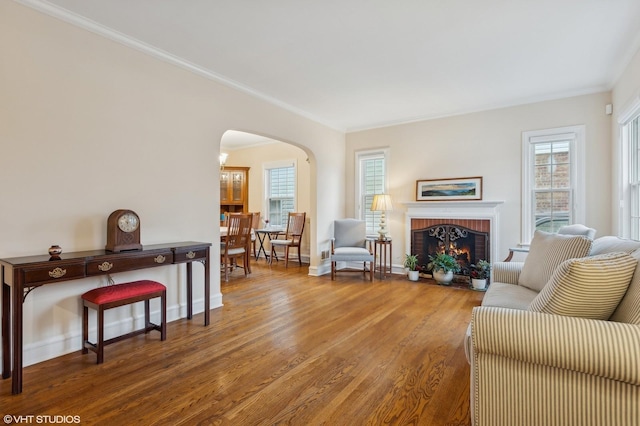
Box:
330;219;374;281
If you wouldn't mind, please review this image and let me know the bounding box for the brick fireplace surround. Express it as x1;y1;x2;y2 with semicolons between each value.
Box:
403;201;504;269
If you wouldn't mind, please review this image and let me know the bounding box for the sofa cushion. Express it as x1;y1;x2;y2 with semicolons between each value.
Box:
331;247;374;262
481;282;539;310
528;252;637;320
589;236;640;256
558;224;596;239
610;248;640;324
518;230;592;292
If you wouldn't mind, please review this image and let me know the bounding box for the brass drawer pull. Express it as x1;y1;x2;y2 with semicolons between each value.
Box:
186;251;196;259
48;267;66;279
98;262;113;272
154;255;166;264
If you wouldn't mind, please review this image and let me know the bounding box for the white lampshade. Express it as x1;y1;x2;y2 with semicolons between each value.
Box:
371;194;393;212
371;194;393;240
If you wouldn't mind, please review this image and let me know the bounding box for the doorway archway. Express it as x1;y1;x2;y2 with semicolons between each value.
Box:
220;130;315;269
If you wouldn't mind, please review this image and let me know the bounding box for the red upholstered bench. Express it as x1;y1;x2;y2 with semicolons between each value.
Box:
82;280;166;364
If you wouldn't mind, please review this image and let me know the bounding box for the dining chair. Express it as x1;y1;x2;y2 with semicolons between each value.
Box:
270;212;306;267
221;213;252;281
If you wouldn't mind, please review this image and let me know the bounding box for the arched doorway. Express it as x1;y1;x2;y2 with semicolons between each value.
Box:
220;130;313;267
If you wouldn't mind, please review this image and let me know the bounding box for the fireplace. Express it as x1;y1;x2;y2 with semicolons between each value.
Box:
411;223;489;276
403;200;503;279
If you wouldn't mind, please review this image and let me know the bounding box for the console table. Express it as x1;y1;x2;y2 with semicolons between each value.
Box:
1;241;211;394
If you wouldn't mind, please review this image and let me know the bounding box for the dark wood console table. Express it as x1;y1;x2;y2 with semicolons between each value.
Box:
1;241;211;394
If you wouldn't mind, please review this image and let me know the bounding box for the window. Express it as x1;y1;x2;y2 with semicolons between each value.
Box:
620;98;640;239
522;126;585;243
356;149;388;236
265;161;296;227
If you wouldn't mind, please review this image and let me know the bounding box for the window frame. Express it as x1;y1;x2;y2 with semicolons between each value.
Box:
619;96;640;239
263;159;297;228
355;148;389;237
521;125;585;244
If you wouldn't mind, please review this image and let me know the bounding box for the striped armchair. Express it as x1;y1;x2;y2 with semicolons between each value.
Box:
467;233;640;425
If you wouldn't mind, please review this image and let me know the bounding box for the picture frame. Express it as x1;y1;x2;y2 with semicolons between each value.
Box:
416;176;483;201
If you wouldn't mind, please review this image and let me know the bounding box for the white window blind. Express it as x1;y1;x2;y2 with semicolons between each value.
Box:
266;164;295;227
356;150;387;236
628;114;640;239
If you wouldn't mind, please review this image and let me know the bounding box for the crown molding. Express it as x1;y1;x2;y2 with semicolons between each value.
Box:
13;0;344;133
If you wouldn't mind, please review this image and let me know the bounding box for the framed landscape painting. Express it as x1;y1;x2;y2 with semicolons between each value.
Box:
416;177;483;201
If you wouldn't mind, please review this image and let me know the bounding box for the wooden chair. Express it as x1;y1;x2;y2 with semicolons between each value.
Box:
270;212;306;267
221;213;252;281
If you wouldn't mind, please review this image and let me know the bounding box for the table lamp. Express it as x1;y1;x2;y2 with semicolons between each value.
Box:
371;194;393;240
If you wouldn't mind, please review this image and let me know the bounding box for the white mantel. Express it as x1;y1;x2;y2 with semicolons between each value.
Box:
403;201;504;264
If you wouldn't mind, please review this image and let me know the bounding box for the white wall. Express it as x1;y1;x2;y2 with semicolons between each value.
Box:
346;92;613;268
0;1;344;366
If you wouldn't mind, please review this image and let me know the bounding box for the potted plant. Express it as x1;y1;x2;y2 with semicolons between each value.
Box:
404;254;420;281
427;253;461;285
470;259;491;290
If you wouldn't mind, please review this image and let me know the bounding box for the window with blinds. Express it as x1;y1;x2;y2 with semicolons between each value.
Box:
356;150;387;236
267;165;295;227
628;114;640;239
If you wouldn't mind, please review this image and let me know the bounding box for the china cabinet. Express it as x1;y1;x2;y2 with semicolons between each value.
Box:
220;166;249;220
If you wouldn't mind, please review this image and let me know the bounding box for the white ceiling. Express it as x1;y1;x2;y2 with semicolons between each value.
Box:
29;0;640;132
221;130;279;151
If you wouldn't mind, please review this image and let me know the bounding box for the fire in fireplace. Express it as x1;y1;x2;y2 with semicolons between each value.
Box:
411;224;489;277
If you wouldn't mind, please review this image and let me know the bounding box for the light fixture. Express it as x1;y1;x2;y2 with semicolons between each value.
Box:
219;152;228;169
371;194;393;240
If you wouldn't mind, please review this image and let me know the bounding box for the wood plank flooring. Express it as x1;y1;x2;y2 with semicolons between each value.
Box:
1;260;484;425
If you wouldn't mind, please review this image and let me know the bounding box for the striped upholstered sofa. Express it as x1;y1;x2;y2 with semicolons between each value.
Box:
466;233;640;426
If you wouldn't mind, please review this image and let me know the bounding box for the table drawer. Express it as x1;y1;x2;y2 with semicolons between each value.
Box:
173;247;208;263
87;251;174;275
22;261;86;285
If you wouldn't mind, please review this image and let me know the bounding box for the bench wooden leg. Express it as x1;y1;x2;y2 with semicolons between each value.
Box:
144;299;151;330
161;290;166;341
97;306;105;364
82;305;88;355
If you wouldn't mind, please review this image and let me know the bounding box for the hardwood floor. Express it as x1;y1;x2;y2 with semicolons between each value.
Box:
1;260;484;425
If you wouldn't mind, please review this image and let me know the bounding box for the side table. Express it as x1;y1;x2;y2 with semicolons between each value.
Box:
254;228;285;262
372;238;392;279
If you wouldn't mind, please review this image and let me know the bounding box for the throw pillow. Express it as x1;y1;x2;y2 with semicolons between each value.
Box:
610;248;640;324
518;230;593;292
528;252;637;320
589;236;640;256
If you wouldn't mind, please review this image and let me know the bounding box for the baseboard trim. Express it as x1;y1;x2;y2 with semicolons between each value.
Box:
19;293;223;367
